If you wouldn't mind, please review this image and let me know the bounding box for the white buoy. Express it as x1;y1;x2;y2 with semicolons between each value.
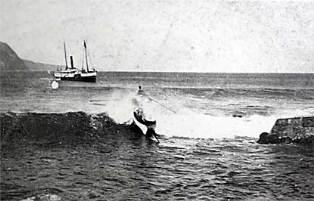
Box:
51;80;59;89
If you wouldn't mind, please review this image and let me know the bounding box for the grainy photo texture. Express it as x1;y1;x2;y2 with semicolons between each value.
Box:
0;0;313;200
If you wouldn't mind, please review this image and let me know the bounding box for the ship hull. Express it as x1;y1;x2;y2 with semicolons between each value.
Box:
55;41;97;83
60;75;96;82
54;71;97;83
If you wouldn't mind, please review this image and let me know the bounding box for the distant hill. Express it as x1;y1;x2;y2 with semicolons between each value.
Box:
23;59;59;71
0;41;60;71
0;41;27;71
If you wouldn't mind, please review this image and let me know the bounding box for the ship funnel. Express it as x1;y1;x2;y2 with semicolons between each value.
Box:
70;56;74;68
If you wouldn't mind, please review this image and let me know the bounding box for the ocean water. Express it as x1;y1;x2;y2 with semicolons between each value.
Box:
1;72;314;138
1;71;314;200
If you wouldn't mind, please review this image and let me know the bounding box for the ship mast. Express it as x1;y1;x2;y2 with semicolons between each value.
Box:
64;42;68;70
84;40;89;72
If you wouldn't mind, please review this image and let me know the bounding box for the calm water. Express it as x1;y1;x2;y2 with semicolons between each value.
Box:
1;71;314;200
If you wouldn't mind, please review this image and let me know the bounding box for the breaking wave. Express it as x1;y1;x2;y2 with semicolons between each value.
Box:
0;112;142;148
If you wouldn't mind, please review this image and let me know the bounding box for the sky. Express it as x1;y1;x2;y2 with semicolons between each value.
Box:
1;0;314;73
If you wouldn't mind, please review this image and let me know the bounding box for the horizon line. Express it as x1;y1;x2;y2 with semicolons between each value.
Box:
2;69;314;74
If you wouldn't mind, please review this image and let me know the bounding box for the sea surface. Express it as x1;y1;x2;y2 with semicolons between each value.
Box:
1;71;314;200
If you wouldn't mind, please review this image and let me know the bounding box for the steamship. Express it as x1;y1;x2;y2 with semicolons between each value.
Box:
53;41;97;82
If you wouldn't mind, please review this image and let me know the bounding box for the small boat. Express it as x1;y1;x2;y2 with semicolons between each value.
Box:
53;41;97;82
132;108;159;142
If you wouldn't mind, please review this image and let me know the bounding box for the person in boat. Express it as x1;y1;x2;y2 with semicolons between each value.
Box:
133;93;160;143
138;85;145;95
137;86;154;102
133;108;159;143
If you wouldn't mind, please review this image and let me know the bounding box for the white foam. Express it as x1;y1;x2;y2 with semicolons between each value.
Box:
156;111;277;139
101;91;279;139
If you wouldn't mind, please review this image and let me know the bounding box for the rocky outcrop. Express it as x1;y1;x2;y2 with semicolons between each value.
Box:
257;116;314;144
0;112;142;149
0;41;27;71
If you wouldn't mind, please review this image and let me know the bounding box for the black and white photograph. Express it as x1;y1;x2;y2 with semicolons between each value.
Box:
1;0;313;200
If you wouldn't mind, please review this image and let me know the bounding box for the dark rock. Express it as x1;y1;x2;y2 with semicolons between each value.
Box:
283;136;293;144
257;132;288;144
257;132;270;144
0;112;140;149
257;116;314;145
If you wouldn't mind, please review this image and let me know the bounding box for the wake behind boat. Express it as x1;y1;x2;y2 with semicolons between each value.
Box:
53;41;97;82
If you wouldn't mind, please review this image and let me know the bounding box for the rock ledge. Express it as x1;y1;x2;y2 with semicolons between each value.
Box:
257;116;314;144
